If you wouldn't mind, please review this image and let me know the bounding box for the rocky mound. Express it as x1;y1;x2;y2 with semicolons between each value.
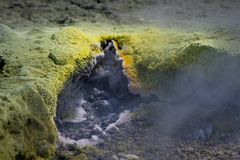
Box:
0;25;96;160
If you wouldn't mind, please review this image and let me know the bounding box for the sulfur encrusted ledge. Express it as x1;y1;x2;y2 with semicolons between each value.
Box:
0;25;98;160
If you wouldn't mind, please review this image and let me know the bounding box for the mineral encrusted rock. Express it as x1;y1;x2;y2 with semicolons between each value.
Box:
0;25;95;160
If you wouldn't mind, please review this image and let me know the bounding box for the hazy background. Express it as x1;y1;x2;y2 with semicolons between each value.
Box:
0;0;240;31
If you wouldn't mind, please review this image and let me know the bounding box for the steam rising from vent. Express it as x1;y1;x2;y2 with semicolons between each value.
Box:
149;53;240;140
55;40;240;159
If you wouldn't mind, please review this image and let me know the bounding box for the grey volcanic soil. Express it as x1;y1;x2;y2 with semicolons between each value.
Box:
1;0;240;31
0;0;155;28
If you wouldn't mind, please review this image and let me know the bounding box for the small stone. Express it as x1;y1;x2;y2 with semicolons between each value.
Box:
124;154;140;160
48;52;67;66
117;153;140;160
19;66;31;76
111;154;119;160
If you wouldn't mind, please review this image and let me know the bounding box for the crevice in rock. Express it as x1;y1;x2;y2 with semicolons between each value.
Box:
55;40;158;150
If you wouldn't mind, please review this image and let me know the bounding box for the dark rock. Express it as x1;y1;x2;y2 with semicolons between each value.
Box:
99;40;130;95
91;88;110;100
108;98;120;107
108;98;121;111
102;44;116;66
10;0;25;8
101;90;110;99
91;100;113;116
15;152;26;160
108;69;127;92
82;3;97;10
57;16;75;25
92;88;102;97
0;56;5;71
101;40;112;50
95;54;104;65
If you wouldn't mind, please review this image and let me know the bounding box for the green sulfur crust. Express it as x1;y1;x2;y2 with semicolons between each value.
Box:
0;25;97;159
102;28;239;94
